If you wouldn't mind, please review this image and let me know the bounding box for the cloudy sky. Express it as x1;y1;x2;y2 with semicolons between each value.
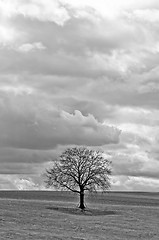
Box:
0;0;159;191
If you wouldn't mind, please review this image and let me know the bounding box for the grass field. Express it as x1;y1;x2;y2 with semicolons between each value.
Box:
0;191;159;240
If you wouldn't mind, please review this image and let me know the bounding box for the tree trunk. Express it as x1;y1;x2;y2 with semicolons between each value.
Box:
79;190;85;210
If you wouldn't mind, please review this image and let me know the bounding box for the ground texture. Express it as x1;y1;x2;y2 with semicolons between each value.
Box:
0;191;159;240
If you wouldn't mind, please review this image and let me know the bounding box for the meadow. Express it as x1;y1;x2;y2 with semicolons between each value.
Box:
0;191;159;240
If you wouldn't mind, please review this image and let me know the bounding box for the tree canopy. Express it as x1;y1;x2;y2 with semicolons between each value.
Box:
45;147;111;209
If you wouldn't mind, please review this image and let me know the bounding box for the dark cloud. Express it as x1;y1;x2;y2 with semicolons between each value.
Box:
0;91;120;150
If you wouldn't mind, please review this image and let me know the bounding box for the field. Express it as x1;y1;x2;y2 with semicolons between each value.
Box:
0;191;159;240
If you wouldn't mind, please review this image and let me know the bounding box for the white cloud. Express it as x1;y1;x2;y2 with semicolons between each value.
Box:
62;0;159;19
130;9;159;23
14;177;39;190
0;85;34;95
0;0;70;25
112;175;159;191
18;42;46;53
0;174;44;190
0;24;18;45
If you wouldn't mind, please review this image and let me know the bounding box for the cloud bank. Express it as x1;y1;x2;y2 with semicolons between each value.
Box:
0;0;159;191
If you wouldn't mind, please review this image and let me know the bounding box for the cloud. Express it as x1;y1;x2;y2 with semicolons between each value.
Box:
0;84;34;95
0;24;18;46
112;151;159;179
0;89;120;150
0;174;45;190
0;0;159;191
1;0;159;83
0;0;155;77
14;177;40;190
0;0;70;25
101;106;159;189
111;175;159;191
0;175;17;189
62;0;159;19
129;9;159;23
17;42;46;53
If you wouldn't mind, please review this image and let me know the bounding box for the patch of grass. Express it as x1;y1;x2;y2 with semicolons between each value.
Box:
0;191;159;240
46;206;117;216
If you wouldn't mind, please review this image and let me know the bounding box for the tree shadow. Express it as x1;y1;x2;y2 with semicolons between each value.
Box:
46;206;117;216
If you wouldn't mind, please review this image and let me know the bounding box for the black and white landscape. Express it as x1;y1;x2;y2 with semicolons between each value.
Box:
0;1;159;239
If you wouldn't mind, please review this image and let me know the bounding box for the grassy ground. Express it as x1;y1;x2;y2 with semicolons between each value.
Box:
0;191;159;240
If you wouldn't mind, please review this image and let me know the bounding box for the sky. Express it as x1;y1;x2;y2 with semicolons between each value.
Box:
0;0;159;191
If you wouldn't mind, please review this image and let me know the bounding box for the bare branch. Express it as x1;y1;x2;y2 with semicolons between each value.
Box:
44;147;112;206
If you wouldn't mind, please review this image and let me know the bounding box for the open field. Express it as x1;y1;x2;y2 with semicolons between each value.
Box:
0;191;159;240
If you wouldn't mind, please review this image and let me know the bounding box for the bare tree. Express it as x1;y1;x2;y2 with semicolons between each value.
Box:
45;147;111;210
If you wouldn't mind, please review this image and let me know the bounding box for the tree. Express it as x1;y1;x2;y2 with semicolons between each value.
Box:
45;147;111;210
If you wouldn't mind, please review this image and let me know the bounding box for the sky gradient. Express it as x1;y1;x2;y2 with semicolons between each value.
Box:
0;0;159;191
